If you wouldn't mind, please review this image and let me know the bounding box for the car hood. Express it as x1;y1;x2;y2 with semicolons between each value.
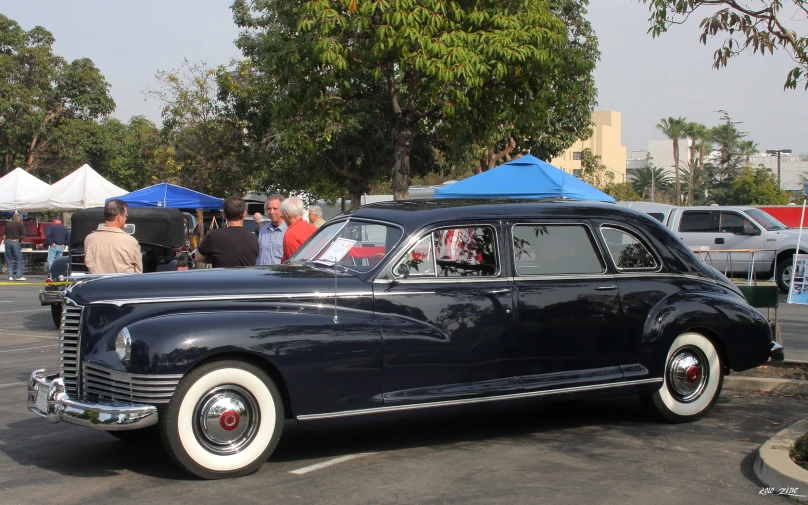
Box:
66;265;369;306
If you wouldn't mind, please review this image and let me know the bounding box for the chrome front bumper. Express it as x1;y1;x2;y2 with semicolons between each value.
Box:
26;369;158;431
39;288;65;305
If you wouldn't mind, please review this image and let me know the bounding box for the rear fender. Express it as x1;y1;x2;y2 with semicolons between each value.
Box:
641;292;771;374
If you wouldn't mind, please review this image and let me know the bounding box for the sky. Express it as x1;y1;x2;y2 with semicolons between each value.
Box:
4;1;807;154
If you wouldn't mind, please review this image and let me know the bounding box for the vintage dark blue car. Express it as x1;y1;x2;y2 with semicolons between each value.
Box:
27;199;781;479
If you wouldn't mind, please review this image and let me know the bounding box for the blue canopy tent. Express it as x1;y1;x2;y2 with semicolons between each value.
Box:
107;183;223;209
433;154;615;203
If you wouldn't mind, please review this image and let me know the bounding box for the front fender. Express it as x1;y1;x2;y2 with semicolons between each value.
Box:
642;291;771;374
93;307;384;417
50;255;69;278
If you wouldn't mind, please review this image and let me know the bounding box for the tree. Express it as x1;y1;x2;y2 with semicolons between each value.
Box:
740;140;759;163
580;148;614;189
232;0;599;200
146;60;249;195
640;1;808;90
629;164;673;202
729;165;790;204
0;15;115;173
656;116;687;204
684;121;710;204
604;182;640;201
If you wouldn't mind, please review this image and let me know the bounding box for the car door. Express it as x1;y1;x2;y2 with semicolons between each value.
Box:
714;211;765;276
508;220;624;391
373;222;518;405
676;210;726;272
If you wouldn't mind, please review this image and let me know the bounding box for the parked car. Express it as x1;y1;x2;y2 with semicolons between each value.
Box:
617;202;805;292
39;207;191;327
27;199;779;479
0;220;51;249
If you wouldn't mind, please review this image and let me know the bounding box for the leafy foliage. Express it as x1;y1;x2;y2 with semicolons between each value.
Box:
640;0;808;90
0;14;115;173
729;165;790;205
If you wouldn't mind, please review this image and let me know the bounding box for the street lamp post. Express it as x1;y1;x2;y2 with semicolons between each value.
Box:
766;148;792;187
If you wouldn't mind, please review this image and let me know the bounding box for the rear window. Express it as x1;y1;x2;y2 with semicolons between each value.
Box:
679;211;717;232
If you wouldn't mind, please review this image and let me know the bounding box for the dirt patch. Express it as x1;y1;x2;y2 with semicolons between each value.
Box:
732;362;808;381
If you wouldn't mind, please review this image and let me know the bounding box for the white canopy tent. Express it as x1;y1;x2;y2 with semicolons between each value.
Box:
35;164;128;210
0;167;54;211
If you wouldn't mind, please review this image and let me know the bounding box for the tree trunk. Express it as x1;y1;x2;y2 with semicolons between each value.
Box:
688;140;697;205
672;138;680;204
391;121;413;201
24;136;38;172
3;153;8;173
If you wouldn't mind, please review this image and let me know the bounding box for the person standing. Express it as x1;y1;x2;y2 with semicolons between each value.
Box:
3;213;25;281
84;200;143;274
253;212;266;237
308;206;326;228
280;197;317;262
257;194;287;265
45;216;70;270
195;196;259;268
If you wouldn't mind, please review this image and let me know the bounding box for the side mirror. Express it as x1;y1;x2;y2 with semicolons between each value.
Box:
744;225;761;236
395;263;410;279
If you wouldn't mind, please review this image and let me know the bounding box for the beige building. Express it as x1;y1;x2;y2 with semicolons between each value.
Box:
550;110;627;183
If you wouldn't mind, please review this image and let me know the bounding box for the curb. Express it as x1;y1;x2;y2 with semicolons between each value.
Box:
754;417;808;498
725;376;808;395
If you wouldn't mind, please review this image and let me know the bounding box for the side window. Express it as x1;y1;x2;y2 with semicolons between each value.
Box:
513;224;603;275
601;227;658;271
719;212;753;234
396;226;499;277
679;211;717;232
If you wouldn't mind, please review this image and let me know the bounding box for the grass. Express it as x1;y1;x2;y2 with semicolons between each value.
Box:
790;435;808;470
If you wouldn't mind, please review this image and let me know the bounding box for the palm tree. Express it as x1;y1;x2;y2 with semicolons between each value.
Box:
684;122;709;205
740;140;759;164
630;165;673;201
657;117;688;204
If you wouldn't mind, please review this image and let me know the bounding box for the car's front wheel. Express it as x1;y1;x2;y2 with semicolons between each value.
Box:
50;304;62;329
776;255;794;293
644;332;723;423
160;359;284;479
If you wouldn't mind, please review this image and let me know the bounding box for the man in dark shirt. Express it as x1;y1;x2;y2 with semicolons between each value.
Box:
2;213;25;281
45;216;70;270
195;197;259;268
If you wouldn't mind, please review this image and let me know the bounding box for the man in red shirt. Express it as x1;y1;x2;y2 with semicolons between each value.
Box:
280;196;317;262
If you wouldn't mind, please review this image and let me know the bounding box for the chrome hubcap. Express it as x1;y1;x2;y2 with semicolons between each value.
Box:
193;385;259;455
667;346;708;402
783;265;793;287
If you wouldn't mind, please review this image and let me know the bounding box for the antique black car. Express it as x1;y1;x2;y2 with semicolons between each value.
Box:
27;199;780;479
39;207;191;327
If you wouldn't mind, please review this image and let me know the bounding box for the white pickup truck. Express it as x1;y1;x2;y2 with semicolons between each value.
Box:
617;202;808;292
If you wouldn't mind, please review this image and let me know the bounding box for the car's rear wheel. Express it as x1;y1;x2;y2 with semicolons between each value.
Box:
50;304;62;329
644;332;723;423
160;359;283;479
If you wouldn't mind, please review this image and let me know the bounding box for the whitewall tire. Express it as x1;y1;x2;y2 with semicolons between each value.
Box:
646;332;723;423
160;359;284;479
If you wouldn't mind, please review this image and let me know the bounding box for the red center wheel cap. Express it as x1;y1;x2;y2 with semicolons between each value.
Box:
220;410;240;431
685;366;700;383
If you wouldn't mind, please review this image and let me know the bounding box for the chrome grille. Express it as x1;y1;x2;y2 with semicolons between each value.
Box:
59;302;83;397
82;362;182;405
69;252;88;273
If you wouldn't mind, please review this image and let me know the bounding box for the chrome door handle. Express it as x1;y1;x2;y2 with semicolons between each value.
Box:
487;288;512;294
595;285;618;291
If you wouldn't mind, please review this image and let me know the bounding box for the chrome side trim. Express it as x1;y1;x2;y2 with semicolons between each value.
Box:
296;377;663;421
92;291;375;307
374;277;508;285
374;291;436;296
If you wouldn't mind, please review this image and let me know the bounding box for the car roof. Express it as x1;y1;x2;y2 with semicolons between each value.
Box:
345;198;634;232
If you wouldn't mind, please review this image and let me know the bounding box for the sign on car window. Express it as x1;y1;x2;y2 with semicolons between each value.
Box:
397;226;499;277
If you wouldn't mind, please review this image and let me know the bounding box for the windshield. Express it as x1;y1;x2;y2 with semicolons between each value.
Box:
746;209;789;231
289;219;404;272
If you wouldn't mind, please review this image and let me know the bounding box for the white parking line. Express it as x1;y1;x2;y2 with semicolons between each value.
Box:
289;453;375;475
0;332;59;339
0;381;27;389
0;345;57;353
0;309;47;315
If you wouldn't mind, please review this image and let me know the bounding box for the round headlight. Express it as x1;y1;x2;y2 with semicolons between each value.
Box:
115;328;132;363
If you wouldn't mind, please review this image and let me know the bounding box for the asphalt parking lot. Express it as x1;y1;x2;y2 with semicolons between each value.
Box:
1;277;806;504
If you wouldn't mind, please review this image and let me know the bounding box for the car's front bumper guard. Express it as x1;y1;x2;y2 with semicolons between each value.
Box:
39;288;65;305
771;341;785;362
26;369;158;431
